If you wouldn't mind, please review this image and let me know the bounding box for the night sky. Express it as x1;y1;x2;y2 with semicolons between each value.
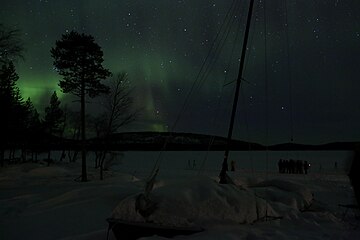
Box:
1;0;360;145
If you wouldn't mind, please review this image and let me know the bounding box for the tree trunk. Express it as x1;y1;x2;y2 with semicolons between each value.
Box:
21;148;26;162
67;150;71;162
59;149;66;162
81;78;87;182
10;149;15;161
99;151;107;180
94;151;99;168
100;164;104;180
68;150;79;162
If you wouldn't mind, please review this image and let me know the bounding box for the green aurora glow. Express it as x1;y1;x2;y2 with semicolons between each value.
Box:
2;0;360;143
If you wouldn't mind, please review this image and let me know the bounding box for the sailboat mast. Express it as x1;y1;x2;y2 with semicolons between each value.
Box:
220;0;255;184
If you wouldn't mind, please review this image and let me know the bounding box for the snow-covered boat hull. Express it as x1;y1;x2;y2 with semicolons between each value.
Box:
107;218;204;240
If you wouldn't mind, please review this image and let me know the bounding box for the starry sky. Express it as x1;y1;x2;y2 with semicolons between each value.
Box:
1;0;360;145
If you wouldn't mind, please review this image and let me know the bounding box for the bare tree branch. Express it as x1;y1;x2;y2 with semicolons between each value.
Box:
100;72;139;135
0;24;24;64
92;72;140;180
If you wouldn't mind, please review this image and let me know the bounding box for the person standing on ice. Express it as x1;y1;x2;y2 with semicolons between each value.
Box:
278;159;282;173
230;160;236;171
289;159;295;174
284;159;289;173
304;161;309;174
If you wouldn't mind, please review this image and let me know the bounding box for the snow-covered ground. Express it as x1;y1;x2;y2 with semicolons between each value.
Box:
0;151;359;240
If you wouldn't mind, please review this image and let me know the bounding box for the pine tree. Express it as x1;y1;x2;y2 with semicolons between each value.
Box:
51;31;111;181
26;98;41;162
43;91;64;162
44;91;64;135
24;97;41;131
18;97;41;162
0;61;19;103
0;24;24;64
0;61;24;140
0;24;23;166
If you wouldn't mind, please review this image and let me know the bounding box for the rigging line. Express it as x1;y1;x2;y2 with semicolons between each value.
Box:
284;0;294;143
198;19;239;90
169;0;238;131
200;0;243;77
262;0;270;221
148;0;239;176
240;86;254;174
198;5;245;175
224;0;261;88
194;12;246;160
243;0;261;75
194;0;244;93
262;0;269;171
191;0;240;91
223;78;252;87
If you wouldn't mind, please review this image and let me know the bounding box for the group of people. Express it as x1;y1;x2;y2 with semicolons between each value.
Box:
278;159;310;174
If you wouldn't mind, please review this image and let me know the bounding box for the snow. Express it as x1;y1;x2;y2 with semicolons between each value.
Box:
0;151;359;240
111;176;279;226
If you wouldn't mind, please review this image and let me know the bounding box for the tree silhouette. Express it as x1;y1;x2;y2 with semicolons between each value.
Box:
97;72;138;136
24;97;41;161
0;24;24;166
24;97;41;133
51;31;111;181
0;61;23;139
0;61;27;166
94;72;139;179
0;24;24;64
44;91;64;134
0;61;20;104
43;91;64;162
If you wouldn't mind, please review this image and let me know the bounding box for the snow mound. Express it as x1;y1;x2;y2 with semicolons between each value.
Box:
250;179;314;213
111;176;279;227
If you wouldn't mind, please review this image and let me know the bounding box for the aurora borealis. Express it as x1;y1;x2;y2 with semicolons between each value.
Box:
1;0;360;144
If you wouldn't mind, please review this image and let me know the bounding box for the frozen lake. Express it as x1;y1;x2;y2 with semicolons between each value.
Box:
6;149;352;175
109;150;353;177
